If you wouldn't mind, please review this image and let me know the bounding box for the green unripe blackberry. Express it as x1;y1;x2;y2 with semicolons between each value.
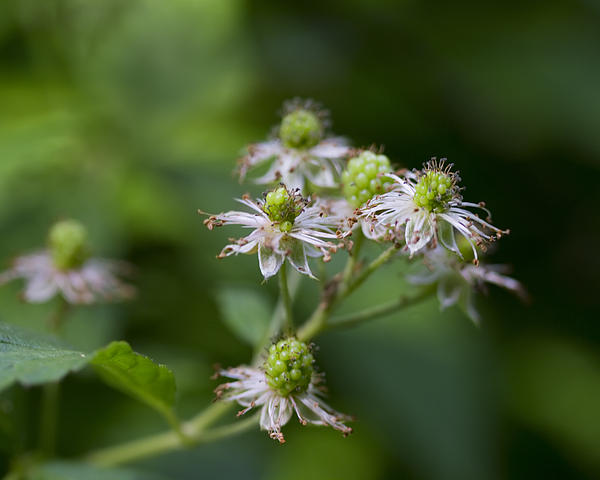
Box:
263;186;304;232
342;151;392;207
279;109;323;150
414;170;455;213
48;219;90;270
264;338;314;396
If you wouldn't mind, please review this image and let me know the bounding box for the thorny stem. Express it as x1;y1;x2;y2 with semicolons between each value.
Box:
81;244;425;467
279;262;294;334
85;403;258;467
298;245;399;341
339;245;397;299
326;285;436;330
85;269;303;468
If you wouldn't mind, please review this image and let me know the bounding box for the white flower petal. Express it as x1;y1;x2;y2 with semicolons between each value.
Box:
258;245;283;279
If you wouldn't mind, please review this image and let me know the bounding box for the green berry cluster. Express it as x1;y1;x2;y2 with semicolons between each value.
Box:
48;219;90;270
279;109;323;150
342;151;392;207
263;186;304;232
413;170;455;213
264;338;314;396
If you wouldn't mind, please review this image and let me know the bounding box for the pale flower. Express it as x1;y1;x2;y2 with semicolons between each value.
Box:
215;338;352;443
359;159;508;261
0;219;133;305
0;252;134;305
408;245;527;323
238;99;350;193
203;186;348;280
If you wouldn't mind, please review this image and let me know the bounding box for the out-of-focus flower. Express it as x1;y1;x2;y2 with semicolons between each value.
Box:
203;185;348;279
238;99;350;193
359;159;508;261
408;245;528;323
215;338;352;443
0;220;134;304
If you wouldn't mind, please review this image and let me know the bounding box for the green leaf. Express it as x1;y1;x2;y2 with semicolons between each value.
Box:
0;322;88;391
216;288;272;345
91;341;176;419
27;461;170;480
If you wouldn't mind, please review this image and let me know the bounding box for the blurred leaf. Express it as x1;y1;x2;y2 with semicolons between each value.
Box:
0;322;88;391
216;288;272;345
508;337;600;470
27;461;170;480
91;341;176;419
264;427;384;480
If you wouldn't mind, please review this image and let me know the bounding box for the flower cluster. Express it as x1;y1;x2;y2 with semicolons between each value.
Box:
202;99;524;443
238;99;349;193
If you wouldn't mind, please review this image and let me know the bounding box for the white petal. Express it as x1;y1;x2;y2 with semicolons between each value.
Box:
23;273;58;303
405;212;434;255
258;244;283;279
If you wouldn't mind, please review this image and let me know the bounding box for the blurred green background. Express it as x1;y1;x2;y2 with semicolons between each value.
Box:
1;0;600;478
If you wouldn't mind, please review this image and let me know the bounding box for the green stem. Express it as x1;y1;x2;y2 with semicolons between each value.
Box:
342;229;363;286
40;382;60;457
253;269;301;363
298;245;398;341
341;245;397;298
48;298;70;332
279;262;293;333
327;285;435;330
39;299;71;457
85;404;257;467
297;302;328;342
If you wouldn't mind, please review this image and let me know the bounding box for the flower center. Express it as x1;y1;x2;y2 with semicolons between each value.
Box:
263;186;303;232
265;338;314;396
279;109;323;150
342;151;392;207
414;170;455;212
48;219;90;270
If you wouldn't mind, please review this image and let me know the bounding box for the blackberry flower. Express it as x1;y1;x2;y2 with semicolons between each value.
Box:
215;338;352;443
0;220;134;304
359;159;508;261
238;99;350;193
408;246;527;323
203;186;348;280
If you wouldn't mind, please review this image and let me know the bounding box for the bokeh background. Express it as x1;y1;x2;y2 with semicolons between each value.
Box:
1;0;600;479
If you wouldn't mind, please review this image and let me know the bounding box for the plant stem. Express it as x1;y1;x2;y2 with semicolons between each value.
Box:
48;298;70;332
253;269;301;363
341;245;397;298
39;299;71;457
298;245;398;341
39;382;59;457
279;261;293;333
85;403;257;467
327;285;435;330
297;302;328;342
342;229;363;286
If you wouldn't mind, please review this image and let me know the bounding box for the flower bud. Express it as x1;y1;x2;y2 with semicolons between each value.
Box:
264;337;314;396
279;109;323;150
342;151;392;207
48;219;90;270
